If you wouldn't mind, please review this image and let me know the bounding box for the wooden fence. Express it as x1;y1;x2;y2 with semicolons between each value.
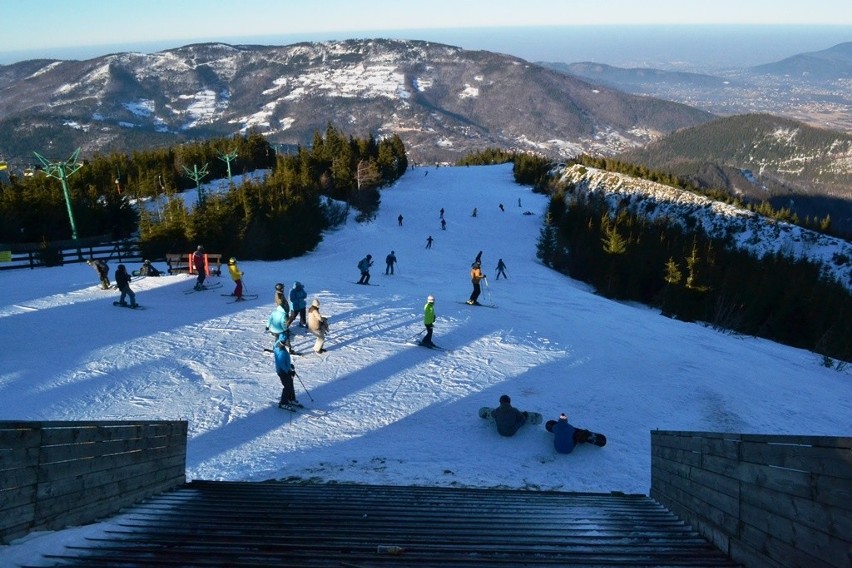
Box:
0;420;187;544
0;236;143;271
651;430;852;568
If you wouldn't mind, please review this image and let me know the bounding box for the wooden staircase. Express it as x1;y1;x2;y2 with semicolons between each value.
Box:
33;481;738;567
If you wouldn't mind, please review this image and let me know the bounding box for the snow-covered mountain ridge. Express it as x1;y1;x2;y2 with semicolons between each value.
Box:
0;39;711;164
557;164;852;289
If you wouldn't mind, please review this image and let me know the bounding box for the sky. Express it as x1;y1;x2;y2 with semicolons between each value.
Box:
1;0;851;65
1;163;850;563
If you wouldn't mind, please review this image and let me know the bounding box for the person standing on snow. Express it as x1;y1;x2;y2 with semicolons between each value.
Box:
420;295;436;347
114;264;138;308
357;254;373;284
227;257;244;300
307;298;329;354
385;251;397;275
274;283;290;312
490;395;528;437
274;334;299;409
495;258;508;280
286;281;307;328
398;214;404;226
266;303;293;353
426;235;433;249
192;245;207;290
87;258;110;289
467;261;486;305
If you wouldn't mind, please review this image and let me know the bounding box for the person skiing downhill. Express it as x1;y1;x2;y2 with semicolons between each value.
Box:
274;334;299;409
496;259;507;280
227;257;244;300
114;264;138;308
87;259;110;289
192;245;206;290
357;254;373;284
286;281;307;328
385;251;397;275
420;295;436;347
467;261;486;305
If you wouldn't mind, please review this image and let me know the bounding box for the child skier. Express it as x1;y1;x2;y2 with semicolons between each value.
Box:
227;257;244;300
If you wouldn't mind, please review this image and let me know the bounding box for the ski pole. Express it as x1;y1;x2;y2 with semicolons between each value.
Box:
293;370;314;402
484;277;495;307
406;329;426;342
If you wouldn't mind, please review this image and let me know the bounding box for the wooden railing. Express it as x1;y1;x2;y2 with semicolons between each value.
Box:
651;430;852;568
0;420;187;544
0;236;142;271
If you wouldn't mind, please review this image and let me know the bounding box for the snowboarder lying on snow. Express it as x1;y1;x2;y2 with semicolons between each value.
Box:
490;395;529;437
138;260;162;277
546;413;606;453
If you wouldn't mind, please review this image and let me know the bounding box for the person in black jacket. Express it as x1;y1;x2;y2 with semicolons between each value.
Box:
114;264;138;308
490;394;528;437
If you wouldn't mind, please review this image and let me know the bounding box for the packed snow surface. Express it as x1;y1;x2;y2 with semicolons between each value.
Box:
1;164;850;562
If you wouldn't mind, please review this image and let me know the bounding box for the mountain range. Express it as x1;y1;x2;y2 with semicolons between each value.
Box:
0;39;711;166
1;38;850;236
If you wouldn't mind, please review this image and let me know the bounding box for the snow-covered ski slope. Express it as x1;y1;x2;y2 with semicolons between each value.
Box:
2;163;850;499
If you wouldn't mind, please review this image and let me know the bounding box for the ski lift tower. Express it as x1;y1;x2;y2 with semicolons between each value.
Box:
183;162;210;206
33;148;84;240
217;150;238;183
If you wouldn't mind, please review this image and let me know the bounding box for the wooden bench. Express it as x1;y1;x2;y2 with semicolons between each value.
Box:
166;253;222;276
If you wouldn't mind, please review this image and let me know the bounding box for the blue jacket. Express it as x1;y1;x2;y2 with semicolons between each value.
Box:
273;340;292;374
553;419;577;454
290;282;307;311
267;305;288;334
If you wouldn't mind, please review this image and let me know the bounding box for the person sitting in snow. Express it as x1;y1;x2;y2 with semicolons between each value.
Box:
307;298;329;353
490;394;528;437
114;264;138;308
87;258;110;289
138;259;162;277
274;333;300;409
545;413;606;453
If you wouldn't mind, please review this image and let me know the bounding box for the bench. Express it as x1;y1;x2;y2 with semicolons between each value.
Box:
167;253;222;276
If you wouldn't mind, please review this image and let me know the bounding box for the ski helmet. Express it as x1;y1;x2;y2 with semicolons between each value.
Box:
229;257;236;264
275;283;284;291
427;295;434;303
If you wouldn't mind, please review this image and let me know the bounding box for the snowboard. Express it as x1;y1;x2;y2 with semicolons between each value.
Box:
479;406;542;425
113;301;145;310
545;420;607;447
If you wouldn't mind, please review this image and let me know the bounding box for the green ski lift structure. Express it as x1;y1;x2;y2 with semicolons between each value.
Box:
183;162;210;206
33;148;84;240
217;150;238;183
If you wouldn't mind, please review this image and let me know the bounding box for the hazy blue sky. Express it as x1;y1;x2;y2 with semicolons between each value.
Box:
1;0;850;66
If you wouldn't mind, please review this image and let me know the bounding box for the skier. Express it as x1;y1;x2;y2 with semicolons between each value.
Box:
286;281;307;328
87;258;110;289
495;258;507;280
545;413;606;453
441;219;446;231
192;245;206;290
439;208;444;220
114;264;138;308
489;395;528;437
420;295;436;347
138;260;162;277
307;298;329;354
426;235;433;249
274;283;290;312
274;334;299;409
499;203;504;212
357;254;373;284
227;257;244;300
467;261;486;305
398;214;403;226
472;207;477;217
385;251;397;275
266;303;292;352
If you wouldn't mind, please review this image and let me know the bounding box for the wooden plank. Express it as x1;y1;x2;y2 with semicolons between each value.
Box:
741;483;851;542
739;522;847;568
0;447;40;471
36;444;182;480
0;426;41;448
740;441;852;476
